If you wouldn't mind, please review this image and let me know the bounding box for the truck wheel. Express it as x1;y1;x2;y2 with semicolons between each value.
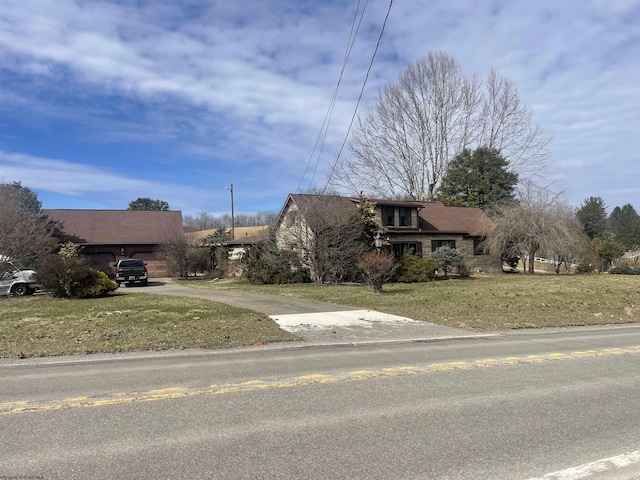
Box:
141;279;148;286
12;284;30;296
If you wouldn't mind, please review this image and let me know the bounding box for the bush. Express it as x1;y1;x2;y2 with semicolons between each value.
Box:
242;240;311;285
357;251;398;293
73;270;118;297
393;255;439;282
455;261;472;278
430;246;466;279
185;247;211;277
609;265;640;275
575;262;597;274
36;255;117;298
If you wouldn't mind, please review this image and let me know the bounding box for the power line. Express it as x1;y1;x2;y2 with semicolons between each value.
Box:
322;0;393;194
296;0;369;194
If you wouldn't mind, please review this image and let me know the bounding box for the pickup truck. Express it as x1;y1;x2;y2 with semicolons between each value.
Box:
0;256;41;296
114;258;149;287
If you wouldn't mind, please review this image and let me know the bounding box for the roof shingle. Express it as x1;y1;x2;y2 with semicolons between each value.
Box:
42;209;184;244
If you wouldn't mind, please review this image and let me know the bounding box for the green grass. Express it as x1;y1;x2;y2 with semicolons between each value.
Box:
0;293;299;358
180;275;640;331
4;274;639;359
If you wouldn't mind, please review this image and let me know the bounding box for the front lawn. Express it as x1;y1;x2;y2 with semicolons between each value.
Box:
180;274;640;330
0;293;299;358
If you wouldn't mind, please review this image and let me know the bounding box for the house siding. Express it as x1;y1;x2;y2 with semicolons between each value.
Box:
384;232;501;272
273;194;503;276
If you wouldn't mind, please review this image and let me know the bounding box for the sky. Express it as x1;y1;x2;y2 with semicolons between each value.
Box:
0;0;639;218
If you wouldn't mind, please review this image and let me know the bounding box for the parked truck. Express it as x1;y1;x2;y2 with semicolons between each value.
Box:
114;258;149;287
0;256;41;296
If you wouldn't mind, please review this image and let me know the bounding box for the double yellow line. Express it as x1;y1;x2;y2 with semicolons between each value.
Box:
3;345;639;416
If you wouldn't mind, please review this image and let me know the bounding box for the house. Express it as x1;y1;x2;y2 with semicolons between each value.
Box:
273;194;501;273
42;209;184;277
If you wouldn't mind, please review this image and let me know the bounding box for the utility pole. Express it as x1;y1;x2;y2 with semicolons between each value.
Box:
226;183;235;240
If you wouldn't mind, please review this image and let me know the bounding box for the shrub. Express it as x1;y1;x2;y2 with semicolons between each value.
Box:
393;255;439;282
357;251;398;293
575;262;597;274
185;247;211;276
609;265;640;275
242;240;310;285
36;255;117;298
430;246;466;279
455;261;472;278
273;270;311;285
73;270;118;297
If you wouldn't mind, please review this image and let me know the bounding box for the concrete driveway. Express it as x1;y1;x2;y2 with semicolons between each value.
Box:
131;279;486;345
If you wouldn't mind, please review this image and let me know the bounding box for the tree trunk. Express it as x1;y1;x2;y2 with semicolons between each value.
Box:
528;247;536;274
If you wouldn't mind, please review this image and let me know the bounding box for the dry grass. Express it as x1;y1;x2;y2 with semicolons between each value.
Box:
0;292;299;358
181;274;640;331
3;274;638;359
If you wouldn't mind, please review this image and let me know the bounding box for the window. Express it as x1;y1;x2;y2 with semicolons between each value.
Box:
119;259;145;267
431;240;456;251
392;242;421;257
398;207;409;226
381;207;395;226
473;237;487;255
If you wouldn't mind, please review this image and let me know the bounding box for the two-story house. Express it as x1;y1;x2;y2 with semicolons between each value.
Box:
273;194;501;273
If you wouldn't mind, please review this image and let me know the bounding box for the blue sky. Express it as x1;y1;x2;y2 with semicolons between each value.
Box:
1;0;639;217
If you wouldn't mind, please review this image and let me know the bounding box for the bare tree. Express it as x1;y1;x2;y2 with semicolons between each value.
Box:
329;52;549;200
545;204;586;273
482;183;582;274
183;211;278;231
183;212;219;231
478;70;550;180
277;195;366;283
0;185;57;269
160;229;202;278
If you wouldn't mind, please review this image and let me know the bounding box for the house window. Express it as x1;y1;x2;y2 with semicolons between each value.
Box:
431;239;456;251
398;208;409;226
381;207;395;226
391;242;421;257
473;237;487;255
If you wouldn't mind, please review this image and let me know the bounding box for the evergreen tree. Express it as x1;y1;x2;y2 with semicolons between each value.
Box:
609;204;640;249
205;226;231;244
128;197;170;211
436;147;518;209
355;193;380;249
576;196;608;240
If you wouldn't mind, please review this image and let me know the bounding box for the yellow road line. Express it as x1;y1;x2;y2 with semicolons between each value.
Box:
3;345;640;416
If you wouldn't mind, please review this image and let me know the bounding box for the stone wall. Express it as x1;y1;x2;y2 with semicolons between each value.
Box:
388;232;502;273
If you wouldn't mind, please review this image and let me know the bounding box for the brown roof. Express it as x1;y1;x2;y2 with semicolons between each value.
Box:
416;202;486;236
278;194;487;237
42;209;184;244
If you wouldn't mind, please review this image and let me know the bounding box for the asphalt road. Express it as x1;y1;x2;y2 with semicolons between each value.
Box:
2;325;640;479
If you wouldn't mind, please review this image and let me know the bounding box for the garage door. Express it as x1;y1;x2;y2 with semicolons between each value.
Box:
130;252;171;278
86;252;117;278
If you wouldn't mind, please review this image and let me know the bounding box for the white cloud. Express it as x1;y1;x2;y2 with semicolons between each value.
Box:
0;0;638;214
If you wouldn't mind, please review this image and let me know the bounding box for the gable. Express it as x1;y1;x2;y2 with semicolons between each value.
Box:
42;209;184;244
